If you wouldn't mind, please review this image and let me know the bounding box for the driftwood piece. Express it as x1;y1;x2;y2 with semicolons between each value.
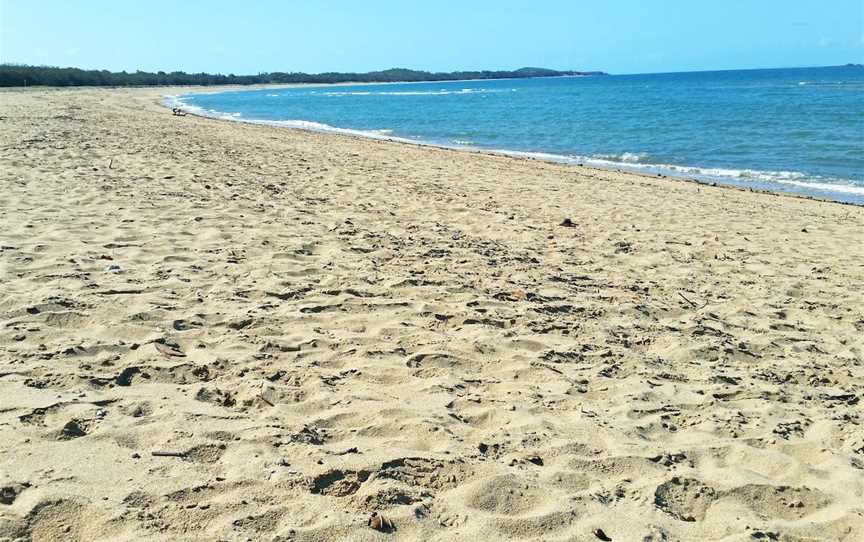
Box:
368;512;394;532
678;292;698;308
151;451;186;458
155;341;185;357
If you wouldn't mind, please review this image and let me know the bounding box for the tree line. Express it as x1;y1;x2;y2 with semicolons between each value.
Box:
0;64;607;87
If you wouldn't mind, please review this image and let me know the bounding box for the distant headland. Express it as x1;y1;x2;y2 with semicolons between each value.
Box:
0;64;608;87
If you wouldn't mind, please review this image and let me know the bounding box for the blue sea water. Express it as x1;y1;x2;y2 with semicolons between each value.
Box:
172;66;864;205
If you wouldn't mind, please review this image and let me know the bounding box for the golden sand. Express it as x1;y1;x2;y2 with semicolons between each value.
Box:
1;87;863;541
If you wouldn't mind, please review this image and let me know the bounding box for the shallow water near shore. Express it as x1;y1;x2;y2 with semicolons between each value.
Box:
173;66;864;205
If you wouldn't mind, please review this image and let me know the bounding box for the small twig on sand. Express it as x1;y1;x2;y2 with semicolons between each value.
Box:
678;292;698;308
151;451;186;458
537;362;564;376
740;349;763;358
329;446;359;456
108;158;113;169
580;406;598;418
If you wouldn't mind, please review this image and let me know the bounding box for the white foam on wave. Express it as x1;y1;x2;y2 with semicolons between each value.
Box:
163;94;244;120
772;178;864;195
169;90;482;155
323;91;373;96
321;88;513;97
495;149;864;197
661;165;864;195
162;93;863;201
593;152;649;163
166;93;424;143
246;119;418;142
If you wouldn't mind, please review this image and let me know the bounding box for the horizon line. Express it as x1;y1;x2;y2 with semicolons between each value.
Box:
1;61;860;79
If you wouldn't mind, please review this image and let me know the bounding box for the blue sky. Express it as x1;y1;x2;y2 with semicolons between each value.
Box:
1;0;862;74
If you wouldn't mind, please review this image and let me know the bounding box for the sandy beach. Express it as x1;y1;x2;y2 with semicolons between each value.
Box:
1;87;863;541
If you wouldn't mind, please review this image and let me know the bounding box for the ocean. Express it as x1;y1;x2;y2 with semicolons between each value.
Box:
170;66;864;205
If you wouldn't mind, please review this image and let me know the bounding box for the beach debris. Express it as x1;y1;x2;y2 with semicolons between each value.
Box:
58;419;89;439
154;339;185;357
614;241;634;253
228;317;253;330
560;218;577;227
677;292;699;308
103;242;140;249
172;319;195;331
526;455;544;466
1;482;31;505
580;406;598;417
511;289;528;301
97;288;145;295
105;264;122;273
367;511;394;532
259;383;280;407
593;527;613;541
151;450;187;458
329;446;359;456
